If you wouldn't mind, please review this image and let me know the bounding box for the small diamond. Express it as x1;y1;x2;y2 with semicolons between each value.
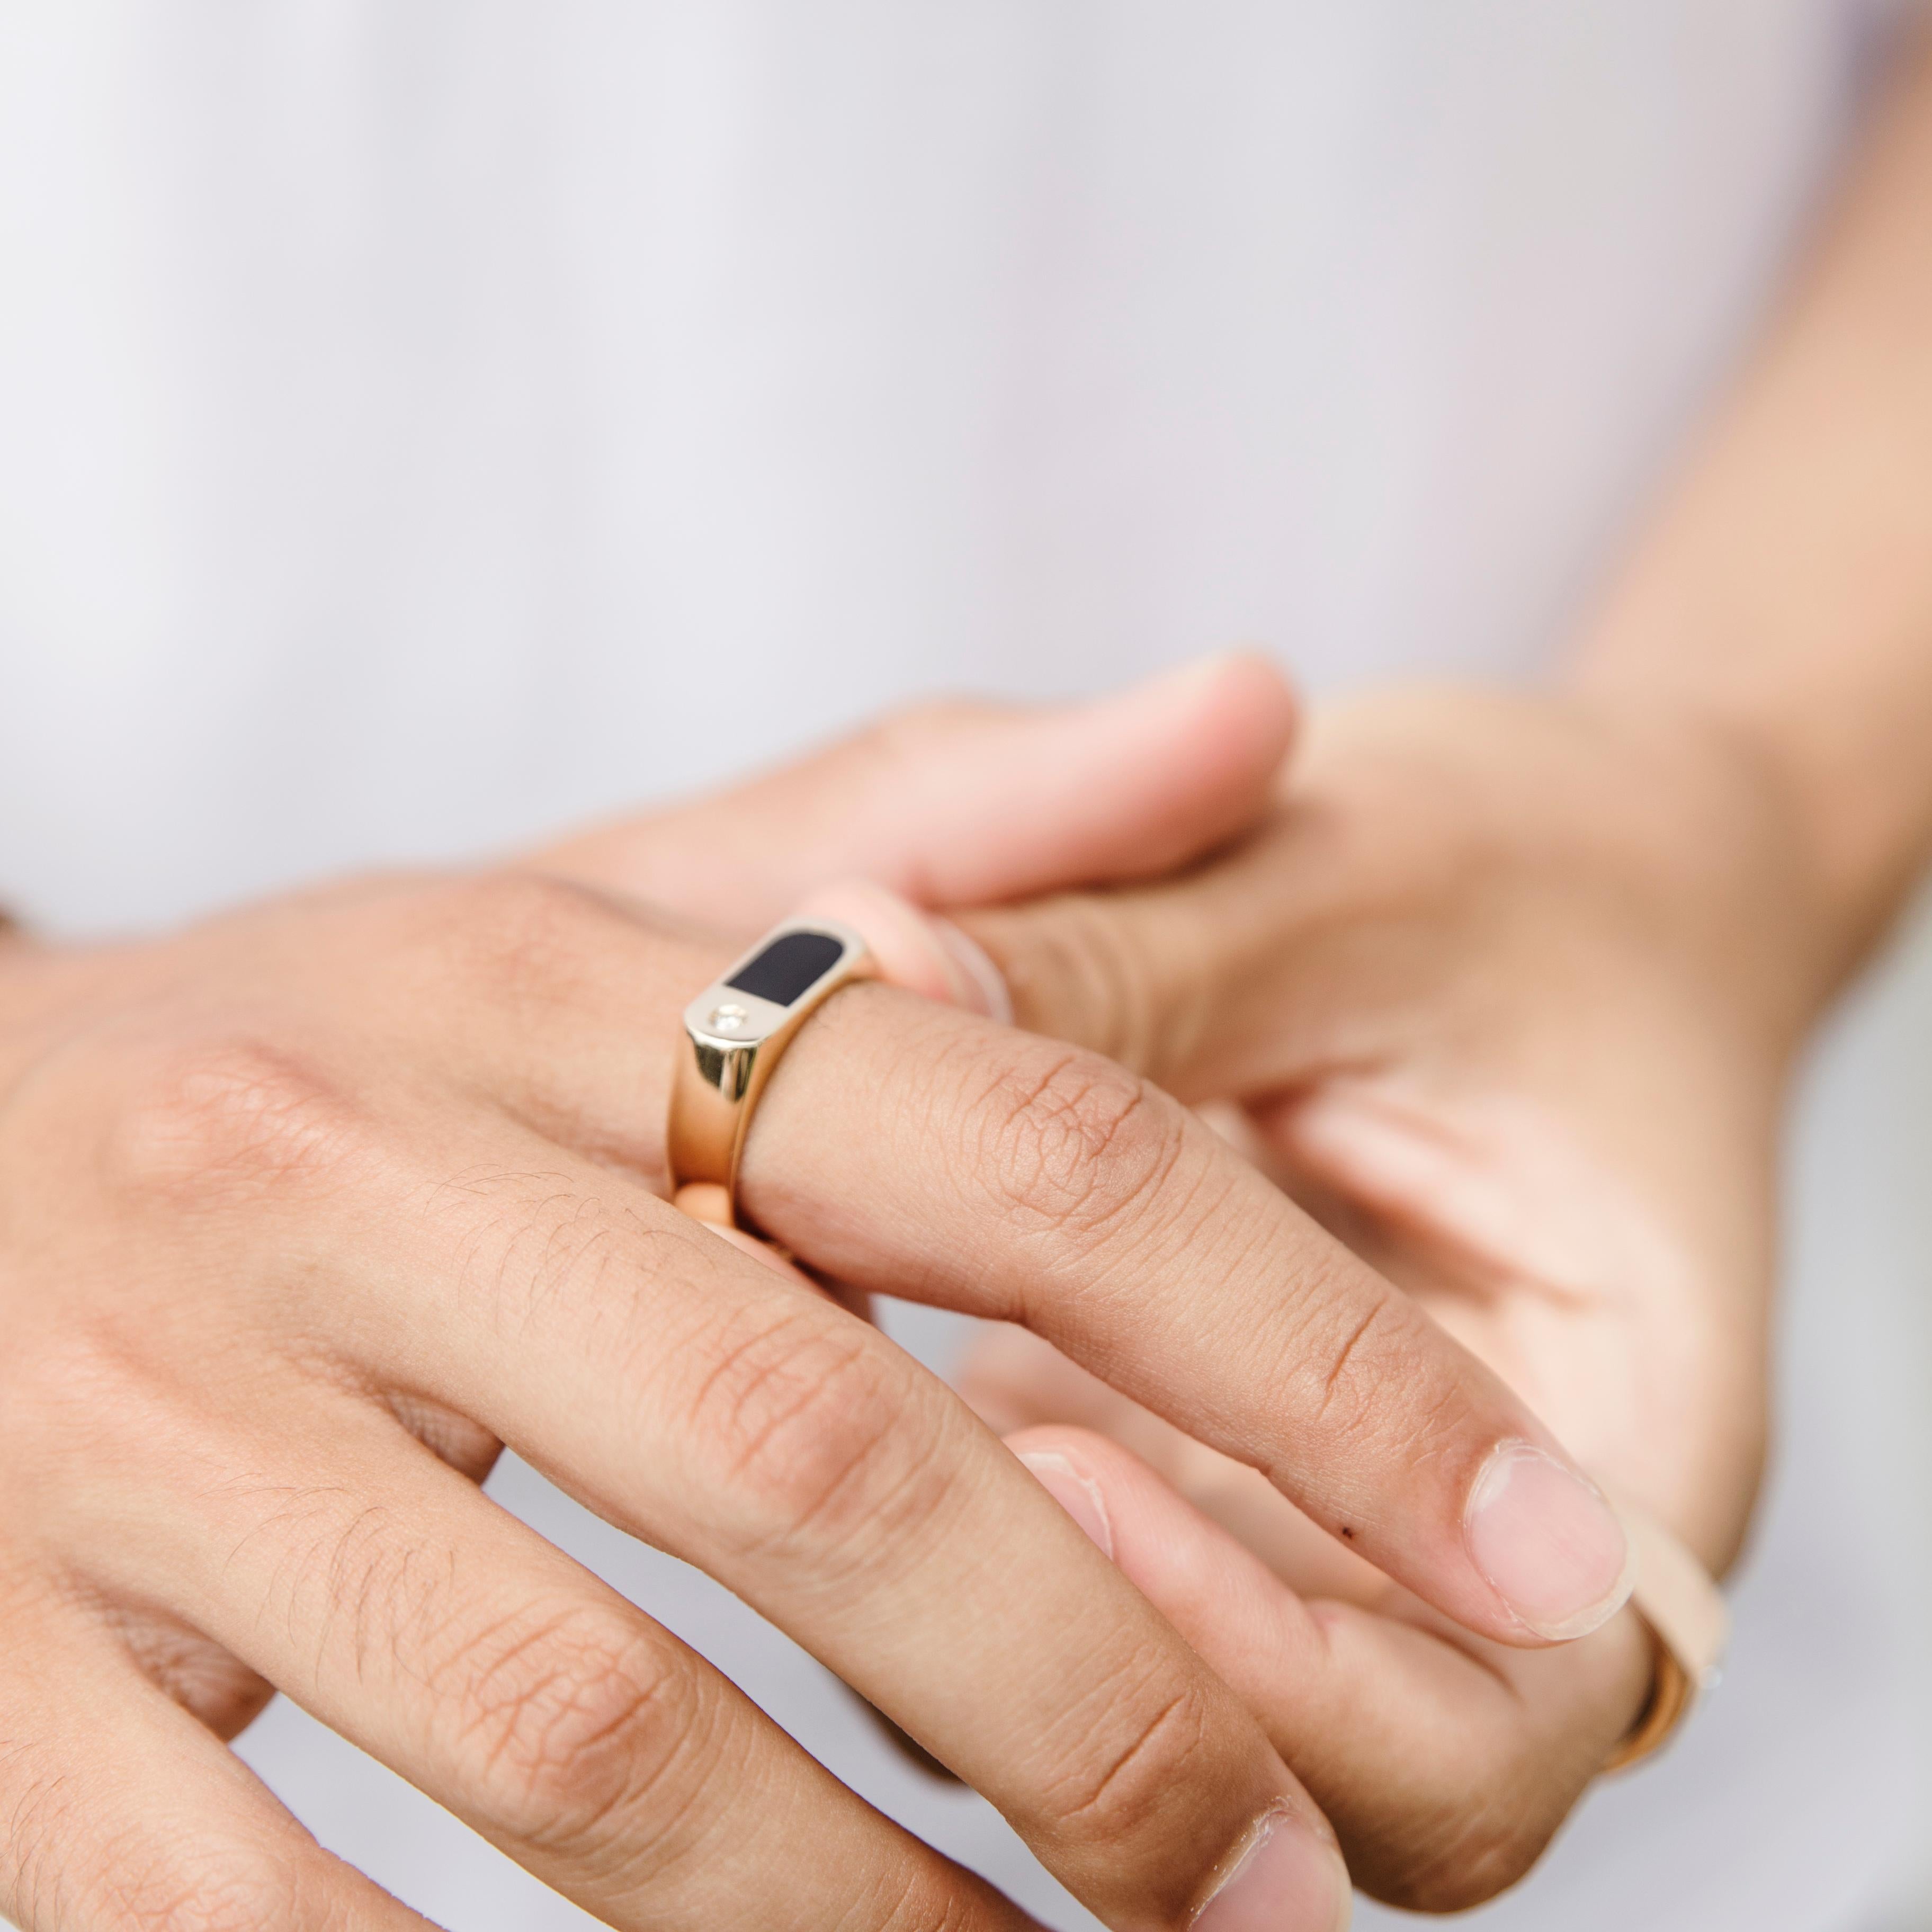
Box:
708;1003;751;1035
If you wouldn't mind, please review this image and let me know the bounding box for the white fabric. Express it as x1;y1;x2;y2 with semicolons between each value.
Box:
0;5;1927;1927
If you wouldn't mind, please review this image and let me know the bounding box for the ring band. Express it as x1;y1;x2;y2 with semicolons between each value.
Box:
1602;1500;1730;1772
667;918;878;1230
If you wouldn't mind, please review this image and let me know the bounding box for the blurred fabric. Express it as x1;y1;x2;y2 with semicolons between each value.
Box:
0;6;1927;1926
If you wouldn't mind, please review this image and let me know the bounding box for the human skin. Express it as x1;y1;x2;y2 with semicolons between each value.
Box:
0;665;1649;1932
484;30;1932;1919
555;24;1932;1916
885;25;1932;1913
10;26;1932;1932
932;683;1809;1907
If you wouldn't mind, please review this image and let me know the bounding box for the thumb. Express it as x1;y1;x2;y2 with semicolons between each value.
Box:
534;653;1295;932
949;815;1305;1096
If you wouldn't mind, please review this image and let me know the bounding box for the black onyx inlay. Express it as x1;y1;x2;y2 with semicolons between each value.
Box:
724;929;846;1007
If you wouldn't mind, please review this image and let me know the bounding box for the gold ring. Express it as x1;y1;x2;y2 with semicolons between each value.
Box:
667;918;877;1231
1601;1498;1730;1772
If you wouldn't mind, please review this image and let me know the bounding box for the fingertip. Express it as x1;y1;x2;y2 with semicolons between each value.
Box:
1170;649;1301;764
897;654;1300;905
1065;651;1298;878
1190;649;1301;802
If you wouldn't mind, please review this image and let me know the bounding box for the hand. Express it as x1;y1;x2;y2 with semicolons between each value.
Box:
949;677;1819;1910
0;669;1627;1932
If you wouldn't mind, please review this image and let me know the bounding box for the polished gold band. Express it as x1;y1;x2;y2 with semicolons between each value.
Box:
666;918;877;1231
1602;1500;1730;1773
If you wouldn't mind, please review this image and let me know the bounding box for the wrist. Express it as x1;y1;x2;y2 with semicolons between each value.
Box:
1553;678;1859;1038
1568;629;1932;1001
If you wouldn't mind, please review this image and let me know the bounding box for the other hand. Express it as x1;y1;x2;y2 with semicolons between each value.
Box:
948;677;1815;1909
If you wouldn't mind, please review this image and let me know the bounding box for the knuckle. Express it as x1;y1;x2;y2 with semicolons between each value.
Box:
1035;1657;1216;1851
1281;1277;1471;1466
442;1602;706;1861
100;1841;303;1932
1302;1285;1410;1433
1015;895;1167;1072
101;1036;363;1213
866;1873;987;1932
683;1303;942;1561
967;1042;1184;1243
0;1327;177;1509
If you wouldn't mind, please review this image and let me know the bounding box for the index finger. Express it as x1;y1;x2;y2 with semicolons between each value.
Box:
743;986;1633;1649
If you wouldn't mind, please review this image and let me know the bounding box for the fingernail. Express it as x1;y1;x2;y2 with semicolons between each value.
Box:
792;879;1013;1019
1464;1441;1633;1640
928;915;1014;1024
1194;1808;1352;1932
1015;1450;1114;1558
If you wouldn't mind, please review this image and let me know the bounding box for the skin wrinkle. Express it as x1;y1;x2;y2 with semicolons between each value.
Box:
100;1038;374;1220
1025;1635;1205;1845
1057;1112;1234;1295
698;1339;962;1590
129;1843;318;1932
962;1048;1110;1228
677;1301;836;1441
427;1602;631;1796
1313;1297;1396;1425
454;1615;658;1848
621;1676;768;1898
1054;1685;1203;1838
685;1311;891;1531
1227;1238;1378;1463
874;1438;1032;1650
976;1059;1180;1254
458;1617;678;1846
839;1864;979;1932
1001;1135;1217;1339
